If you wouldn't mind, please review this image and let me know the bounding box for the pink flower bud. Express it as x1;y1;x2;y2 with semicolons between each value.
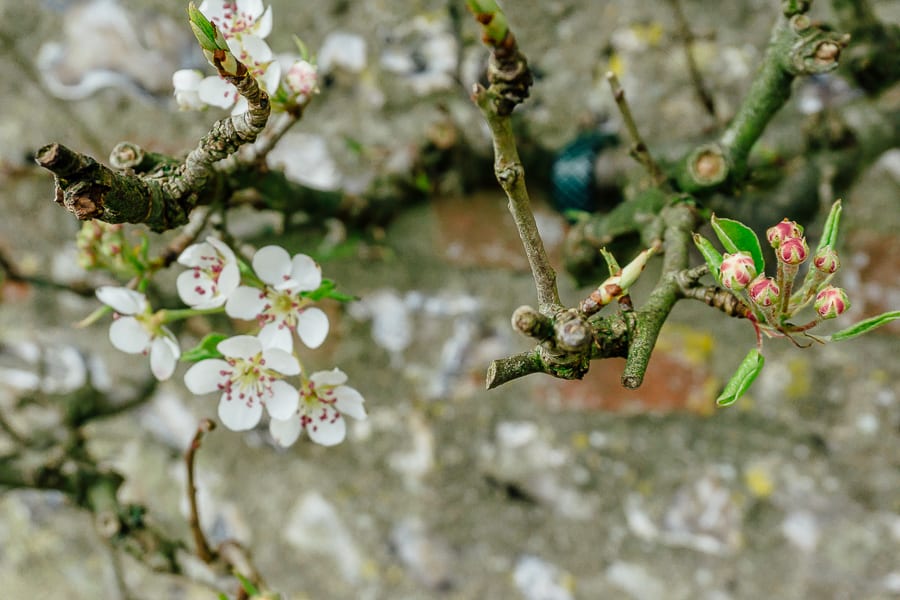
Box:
813;246;840;273
748;275;780;307
285;59;319;99
720;252;757;290
777;236;809;265
814;285;850;319
766;219;804;248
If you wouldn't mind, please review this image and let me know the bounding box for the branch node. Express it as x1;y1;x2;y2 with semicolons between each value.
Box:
512;305;554;340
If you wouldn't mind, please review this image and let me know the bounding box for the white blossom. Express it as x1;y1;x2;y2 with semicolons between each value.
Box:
225;245;329;350
176;1;280;113
199;0;272;41
96;287;180;381
172;69;206;110
184;334;300;431
176;237;240;309
269;368;366;447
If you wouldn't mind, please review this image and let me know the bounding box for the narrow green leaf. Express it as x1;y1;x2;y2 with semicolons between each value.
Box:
716;348;764;407
234;573;260;595
304;279;357;303
181;333;228;362
188;3;218;52
711;215;765;275
819;199;842;249
830;310;900;341
600;248;620;277
692;233;723;284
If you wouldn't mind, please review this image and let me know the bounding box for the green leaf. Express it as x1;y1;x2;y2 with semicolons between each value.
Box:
716;348;764;407
234;573;259;596
711;215;765;275
829;310;900;341
600;248;620;276
188;3;218;52
181;333;228;362
819;199;842;249
304;279;356;303
692;233;723;285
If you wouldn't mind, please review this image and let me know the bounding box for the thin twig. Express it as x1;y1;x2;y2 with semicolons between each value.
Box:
605;72;667;186
667;0;718;122
185;419;217;563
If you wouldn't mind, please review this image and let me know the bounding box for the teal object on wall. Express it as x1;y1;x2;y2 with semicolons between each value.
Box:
551;131;620;218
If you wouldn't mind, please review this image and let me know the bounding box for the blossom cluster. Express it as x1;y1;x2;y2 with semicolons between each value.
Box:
712;206;851;345
93;236;364;447
172;0;319;114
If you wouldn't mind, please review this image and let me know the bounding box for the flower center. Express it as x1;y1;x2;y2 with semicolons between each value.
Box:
220;354;276;403
258;289;309;329
213;2;257;37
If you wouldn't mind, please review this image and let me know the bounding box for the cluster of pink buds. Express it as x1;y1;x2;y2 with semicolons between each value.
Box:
698;201;898;407
717;209;851;341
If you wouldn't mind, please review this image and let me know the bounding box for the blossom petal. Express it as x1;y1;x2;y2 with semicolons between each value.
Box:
261;348;300;375
217;335;261;359
239;33;273;62
296;307;329;349
172;69;203;91
242;0;265;21
265;380;299;420
259;322;293;352
109;317;151;354
257;60;281;94
218;395;263;431
255;5;272;38
176;270;225;309
205;236;236;262
198;76;237;109
226;286;268;320
184;359;230;394
177;241;214;267
310;367;347;387
218;263;240;298
334;385;366;420
253;245;292;287
305;405;346;446
289;254;322;292
150;332;180;381
198;0;224;21
269;415;302;447
97;286;147;315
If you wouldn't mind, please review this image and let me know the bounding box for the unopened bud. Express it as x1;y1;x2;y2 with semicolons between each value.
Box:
814;285;850;319
748;275;780;307
766;219;804;248
285;59;319;99
619;246;656;291
777;236;809;265
720;252;757;291
813;246;840;274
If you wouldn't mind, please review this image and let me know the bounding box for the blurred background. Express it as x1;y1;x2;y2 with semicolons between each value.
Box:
1;0;899;598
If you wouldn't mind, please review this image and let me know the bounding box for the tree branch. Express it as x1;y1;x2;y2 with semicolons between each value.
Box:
35;55;270;232
468;2;560;313
606;72;667;186
674;9;849;192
